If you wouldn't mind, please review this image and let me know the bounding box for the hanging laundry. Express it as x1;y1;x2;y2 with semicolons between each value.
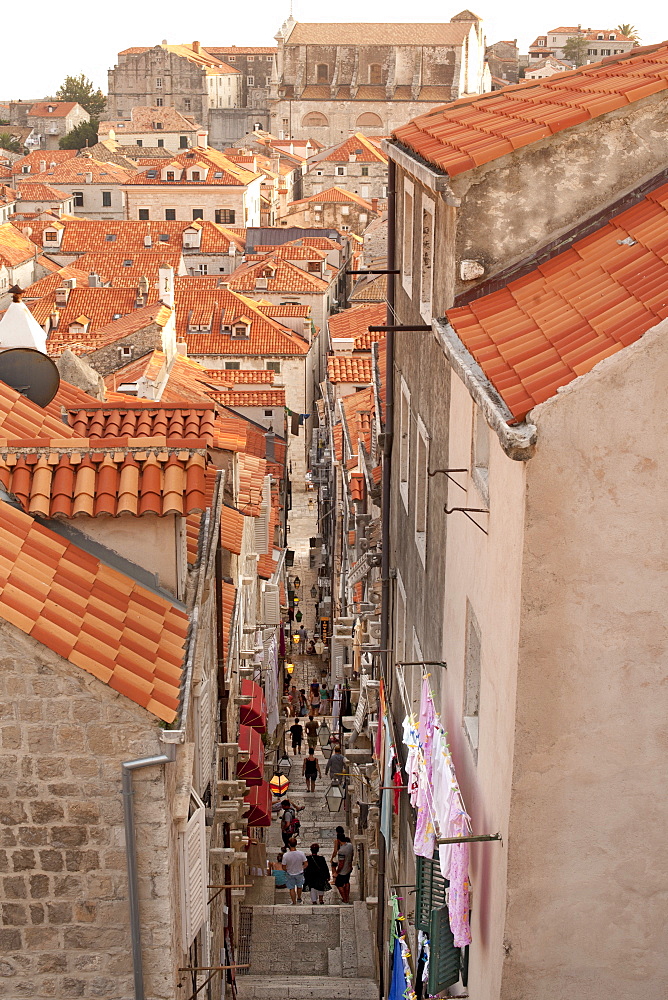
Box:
388;938;407;1000
393;769;403;814
413;678;437;858
448;810;472;947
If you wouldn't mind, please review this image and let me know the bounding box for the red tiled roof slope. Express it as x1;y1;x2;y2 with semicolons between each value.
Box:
392;42;668;175
447;180;668;420
0;500;187;722
328;354;372;383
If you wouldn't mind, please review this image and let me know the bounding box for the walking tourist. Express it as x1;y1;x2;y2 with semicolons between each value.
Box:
298;689;308;716
319;681;330;715
290;719;304;754
304;714;319;750
271;852;287;888
334;835;354;904
331;825;346;865
283;838;308;905
325;745;347;784
299;625;308;654
302;747;321;792
280;799;303;848
309;682;321;714
304;844;331;904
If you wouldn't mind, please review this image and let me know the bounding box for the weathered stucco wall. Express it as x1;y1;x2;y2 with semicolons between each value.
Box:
505;319;668;998
450;90;668;298
0;622;175;1000
440;371;526;1000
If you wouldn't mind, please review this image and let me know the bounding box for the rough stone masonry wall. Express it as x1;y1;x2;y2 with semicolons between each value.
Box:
0;622;173;1000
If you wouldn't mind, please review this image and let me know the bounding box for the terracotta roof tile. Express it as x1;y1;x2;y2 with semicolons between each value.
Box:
328;304;386;347
393;43;668;175
220;504;245;555
210;389;285;407
289;186;375;210
203;368;276;385
17;182;71;203
178;287;309;356
310;132;388;165
0;500;187;721
349;472;365;503
0;221;40;267
327;353;373;383
447;180;668;420
237;452;266;516
126;148;258;187
66;403;216;442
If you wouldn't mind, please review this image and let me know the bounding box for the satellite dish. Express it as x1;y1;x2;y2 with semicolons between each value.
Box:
0;348;60;407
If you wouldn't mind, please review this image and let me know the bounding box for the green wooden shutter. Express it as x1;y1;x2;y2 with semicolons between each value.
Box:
428;905;461;994
415;856;448;932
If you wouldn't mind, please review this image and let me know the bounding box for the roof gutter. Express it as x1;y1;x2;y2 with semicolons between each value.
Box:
433;318;537;461
381;139;460;205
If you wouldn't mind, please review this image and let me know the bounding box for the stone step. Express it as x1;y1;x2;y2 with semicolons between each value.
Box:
236;976;378;999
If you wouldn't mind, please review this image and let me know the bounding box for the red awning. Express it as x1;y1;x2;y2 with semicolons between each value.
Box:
239;678;267;733
236;724;264;786
244;780;271;827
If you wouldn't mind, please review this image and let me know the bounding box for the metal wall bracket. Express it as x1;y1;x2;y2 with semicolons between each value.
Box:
428;468;468;492
443;506;490;535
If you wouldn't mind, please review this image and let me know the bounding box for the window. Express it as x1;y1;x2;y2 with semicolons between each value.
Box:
463;601;481;760
414;416;429;564
166;171;175;181
184;99;191;111
307;261;321;273
538;39;545;46
233;324;248;338
395;571;406;665
402;179;414;295
165;209;176;220
156;77;162;88
601;48;611;56
156;98;163;107
247;55;254;62
266;360;281;373
191;171;200;181
609;34;615;40
21;165;30;173
157;138;164;147
104;233;116;242
192;209;203;220
399;377;411;511
138;209;149;220
120;346;133;358
224;361;240;369
178;791;207;952
102;191;112;207
356;112;383;127
136;139;143;147
159;233;170;242
215;209;235;224
415;857;462;993
588;49;597;55
228;56;235;61
361;165;369;176
180;135;188;148
73;191;84;207
420;196;434;321
336;166;346;176
597;33;604;40
369;63;382;85
264;409;272;416
316;63;329;83
247;76;254;86
282;118;289;127
44;231;57;242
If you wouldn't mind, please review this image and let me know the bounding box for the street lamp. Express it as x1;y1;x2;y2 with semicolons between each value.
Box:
294;576;301;589
321;744;332;760
270;773;290;796
278;753;291;777
286;663;294;675
318;721;330;747
310;584;318;599
324;781;345;812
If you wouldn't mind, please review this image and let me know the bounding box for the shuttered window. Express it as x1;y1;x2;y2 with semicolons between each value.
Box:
179;791;207;952
415;856;462;992
262;583;280;625
195;672;215;794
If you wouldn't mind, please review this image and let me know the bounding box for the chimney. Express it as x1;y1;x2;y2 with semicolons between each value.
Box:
50;308;59;329
135;275;149;308
88;272;101;288
39;160;46;173
54;286;70;307
192;40;200;53
371;198;378;212
85;171;92;184
158;264;174;307
144;233;152;247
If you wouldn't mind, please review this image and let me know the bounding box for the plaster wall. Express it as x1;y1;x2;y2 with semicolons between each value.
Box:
282;199;372;236
68;513;183;597
448;91;668;299
439;370;526;1000
107;130;197;153
55;183;126;221
124;182;254;226
503;320;668;998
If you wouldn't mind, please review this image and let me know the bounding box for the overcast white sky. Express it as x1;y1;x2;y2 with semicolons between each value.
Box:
2;2;667;99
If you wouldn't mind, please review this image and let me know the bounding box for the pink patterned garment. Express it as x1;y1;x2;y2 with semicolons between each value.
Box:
448;812;472;947
413;679;437;858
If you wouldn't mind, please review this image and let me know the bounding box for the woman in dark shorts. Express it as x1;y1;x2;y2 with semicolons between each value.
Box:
302;747;321;792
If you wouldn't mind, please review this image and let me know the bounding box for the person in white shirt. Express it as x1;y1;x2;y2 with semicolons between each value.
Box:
282;837;308;904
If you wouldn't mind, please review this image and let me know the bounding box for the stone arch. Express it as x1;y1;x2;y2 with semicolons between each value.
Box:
356;112;383;127
302;112;329;127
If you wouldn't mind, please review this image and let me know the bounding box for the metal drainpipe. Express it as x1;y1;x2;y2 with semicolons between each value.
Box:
122;742;177;1000
377;155;396;1000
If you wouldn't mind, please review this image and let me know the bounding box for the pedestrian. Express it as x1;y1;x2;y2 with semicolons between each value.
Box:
304;714;319;751
307;639;316;655
289;684;298;716
298;689;308;716
282;837;308;905
302;747;321;792
299;625;308;654
325;745;347;784
309;682;321;714
334;835;354;904
304;843;331;904
271;851;288;889
290;718;304;755
319;681;330;716
280;799;303;848
331;825;345;865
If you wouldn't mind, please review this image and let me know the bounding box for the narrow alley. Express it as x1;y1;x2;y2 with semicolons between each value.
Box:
234;437;378;1000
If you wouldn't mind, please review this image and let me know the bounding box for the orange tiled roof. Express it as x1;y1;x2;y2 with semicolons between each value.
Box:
11;150;78;174
0;441;208;519
22;266;91;300
340;385;374;456
211;389;285;407
186;466;218;564
29;102;80;117
0;499;187;722
328;353;372;383
25;158;131;185
79;302;172;350
350;273;386;303
17;182;71;203
221;503;245;555
446;179;668;421
237;451;266;516
227;255;329;294
0;221;40;267
178;287;309;356
392;43;668;176
312;132;388;164
99;106;200;134
289;186;375;210
72;250;184;284
258;303;311;318
67;404;216;442
0;378;78;442
36;288;162;350
127;149;258;187
349;472;365;503
21;219;245;255
248;245;328;262
203;368;276;384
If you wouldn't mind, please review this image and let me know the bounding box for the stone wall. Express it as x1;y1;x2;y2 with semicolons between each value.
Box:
302;160;387;201
107;48;209;127
269;98;448;146
0;622;174;1000
85;321;163;376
